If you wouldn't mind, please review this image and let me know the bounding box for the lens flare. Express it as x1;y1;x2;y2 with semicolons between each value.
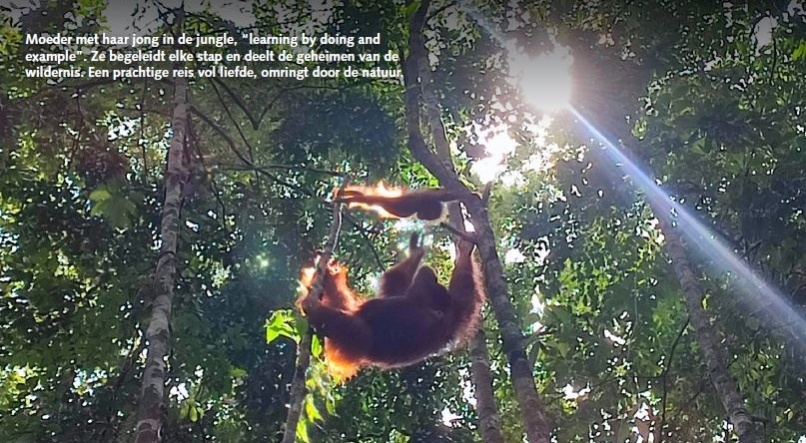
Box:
568;107;806;346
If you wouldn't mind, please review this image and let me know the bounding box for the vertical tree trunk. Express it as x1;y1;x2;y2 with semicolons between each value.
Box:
416;28;506;443
134;73;189;443
468;330;505;443
404;1;552;442
463;203;553;443
650;200;761;443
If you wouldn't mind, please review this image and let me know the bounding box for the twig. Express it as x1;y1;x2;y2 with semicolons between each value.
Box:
189;105;317;197
138;78;150;184
207;79;256;167
340;212;385;270
211;78;263;130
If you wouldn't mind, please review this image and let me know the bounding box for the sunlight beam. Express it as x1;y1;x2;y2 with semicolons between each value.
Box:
568;107;806;347
458;0;806;348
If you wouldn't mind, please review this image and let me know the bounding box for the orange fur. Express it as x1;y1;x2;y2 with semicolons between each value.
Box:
296;234;484;380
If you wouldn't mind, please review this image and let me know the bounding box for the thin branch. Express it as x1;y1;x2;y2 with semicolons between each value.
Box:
658;317;690;443
341;213;385;270
217;162;341;176
138;78;150;184
258;80;377;125
191;104;390;277
481;182;492;203
282;191;345;443
65;84;87;176
402;1;475;200
207;79;257;166
211;78;264;130
189;105;310;195
186;115;231;236
189;107;384;273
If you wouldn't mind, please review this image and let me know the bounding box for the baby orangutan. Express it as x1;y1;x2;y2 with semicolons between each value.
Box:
336;184;461;221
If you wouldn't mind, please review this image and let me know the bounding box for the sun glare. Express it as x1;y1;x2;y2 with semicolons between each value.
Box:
468;114;558;185
469;122;518;183
506;40;574;111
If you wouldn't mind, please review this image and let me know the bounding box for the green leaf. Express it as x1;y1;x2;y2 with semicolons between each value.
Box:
310;333;322;357
403;1;420;19
179;402;189;420
90;199;111;217
88;187;111;202
305;395;322;421
266;309;298;344
229;366;247;378
556;341;570;358
792;41;806;61
296;417;310;443
691;137;707;155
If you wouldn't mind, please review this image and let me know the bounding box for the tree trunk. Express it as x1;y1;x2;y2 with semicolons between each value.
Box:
651;201;761;443
464;203;553;443
134;74;189;443
416;26;506;443
468;330;505;443
404;1;552;442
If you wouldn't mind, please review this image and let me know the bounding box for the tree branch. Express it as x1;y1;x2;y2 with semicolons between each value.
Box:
282;198;345;443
